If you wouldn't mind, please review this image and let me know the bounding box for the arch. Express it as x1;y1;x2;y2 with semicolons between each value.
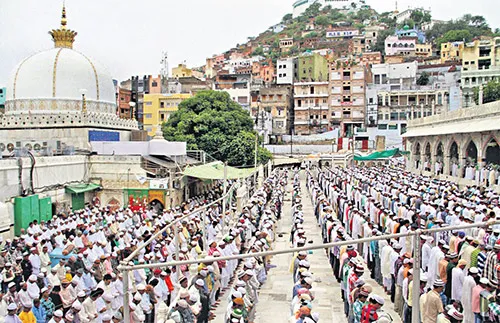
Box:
106;198;120;212
485;137;500;165
449;141;459;161
424;142;432;171
435;141;444;162
414;142;421;155
465;140;478;163
150;199;164;212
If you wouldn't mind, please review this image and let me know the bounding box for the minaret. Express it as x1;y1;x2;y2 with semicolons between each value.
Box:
49;4;78;49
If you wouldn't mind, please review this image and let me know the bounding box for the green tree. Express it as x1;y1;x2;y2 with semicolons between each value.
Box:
417;72;430;85
282;13;293;23
410;9;432;26
436;29;473;47
162;90;272;166
473;80;500;105
220;131;272;166
304;2;322;16
328;9;346;21
252;47;265;57
426;14;492;42
372;28;395;53
315;15;330;26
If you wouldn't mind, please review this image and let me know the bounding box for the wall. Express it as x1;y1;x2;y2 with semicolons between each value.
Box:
0;127;132;152
277;58;295;85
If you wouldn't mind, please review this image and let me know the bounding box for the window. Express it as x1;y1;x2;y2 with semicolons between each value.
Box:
322;115;327;119
145;101;152;106
160;102;165;108
388;124;398;130
378;124;388;130
369;98;374;104
120;97;124;101
144;113;153;119
152;81;158;87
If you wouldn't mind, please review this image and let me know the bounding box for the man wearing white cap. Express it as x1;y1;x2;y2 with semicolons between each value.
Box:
48;309;63;323
28;248;41;276
6;303;21;323
422;279;445;323
27;275;40;300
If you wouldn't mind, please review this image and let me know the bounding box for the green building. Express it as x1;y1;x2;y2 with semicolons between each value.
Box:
297;53;328;82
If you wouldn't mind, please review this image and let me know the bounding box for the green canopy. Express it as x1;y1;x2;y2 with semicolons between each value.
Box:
182;161;256;180
354;148;409;161
65;183;101;194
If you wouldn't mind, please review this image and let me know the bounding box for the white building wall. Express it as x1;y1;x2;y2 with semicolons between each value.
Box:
277;58;294;85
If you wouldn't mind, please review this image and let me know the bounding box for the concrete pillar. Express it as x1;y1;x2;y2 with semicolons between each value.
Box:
479;84;484;105
420;103;424;118
410;105;414;120
443;155;451;176
431;100;436;115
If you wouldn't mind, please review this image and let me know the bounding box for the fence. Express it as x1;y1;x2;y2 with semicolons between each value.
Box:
119;220;500;323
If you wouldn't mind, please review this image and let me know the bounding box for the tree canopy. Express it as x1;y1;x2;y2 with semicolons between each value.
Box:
162;90;272;167
474;80;500;105
426;14;493;42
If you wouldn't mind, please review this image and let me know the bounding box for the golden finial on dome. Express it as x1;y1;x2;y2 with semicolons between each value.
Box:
61;4;67;29
49;3;77;49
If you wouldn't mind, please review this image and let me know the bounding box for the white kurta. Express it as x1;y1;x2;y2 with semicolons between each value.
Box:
451;267;465;300
461;276;476;323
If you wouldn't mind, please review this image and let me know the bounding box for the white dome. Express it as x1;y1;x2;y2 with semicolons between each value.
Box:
6;48;116;115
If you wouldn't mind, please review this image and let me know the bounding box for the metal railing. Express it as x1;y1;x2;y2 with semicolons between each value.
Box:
118;219;500;323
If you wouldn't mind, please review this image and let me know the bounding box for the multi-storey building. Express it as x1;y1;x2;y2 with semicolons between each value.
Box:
293;81;330;135
279;38;294;53
293;52;329;135
214;72;251;110
376;89;449;129
260;86;294;138
441;41;464;63
129;75;163;129
276;58;296;85
296;52;328;82
415;43;432;57
385;35;417;57
142;93;192;136
371;62;418;90
364;25;386;50
329;60;370;137
117;87;132;119
461;37;500;107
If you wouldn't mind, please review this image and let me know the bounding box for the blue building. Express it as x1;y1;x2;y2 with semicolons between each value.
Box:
396;25;426;44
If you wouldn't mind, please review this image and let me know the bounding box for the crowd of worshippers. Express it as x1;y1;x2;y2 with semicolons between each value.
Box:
308;164;500;323
0;170;287;323
288;170;320;323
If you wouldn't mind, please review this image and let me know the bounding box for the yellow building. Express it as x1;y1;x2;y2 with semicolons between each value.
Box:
143;93;192;136
440;41;464;63
415;43;432;57
172;64;193;78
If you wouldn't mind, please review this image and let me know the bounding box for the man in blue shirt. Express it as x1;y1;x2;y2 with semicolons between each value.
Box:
32;299;47;323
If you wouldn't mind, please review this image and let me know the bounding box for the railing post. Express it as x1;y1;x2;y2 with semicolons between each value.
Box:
412;230;422;323
174;224;181;276
222;162;228;234
122;267;130;323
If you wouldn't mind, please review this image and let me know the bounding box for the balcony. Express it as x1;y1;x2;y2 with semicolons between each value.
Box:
294;92;329;98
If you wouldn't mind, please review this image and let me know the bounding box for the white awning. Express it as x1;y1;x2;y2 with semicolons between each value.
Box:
403;117;500;137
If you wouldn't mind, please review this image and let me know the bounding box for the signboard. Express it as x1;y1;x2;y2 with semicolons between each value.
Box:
150;179;169;189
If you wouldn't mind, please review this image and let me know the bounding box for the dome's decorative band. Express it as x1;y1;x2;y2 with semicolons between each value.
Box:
81;53;100;101
52;48;64;97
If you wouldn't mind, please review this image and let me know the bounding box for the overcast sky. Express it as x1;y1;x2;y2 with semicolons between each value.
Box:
1;0;499;86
